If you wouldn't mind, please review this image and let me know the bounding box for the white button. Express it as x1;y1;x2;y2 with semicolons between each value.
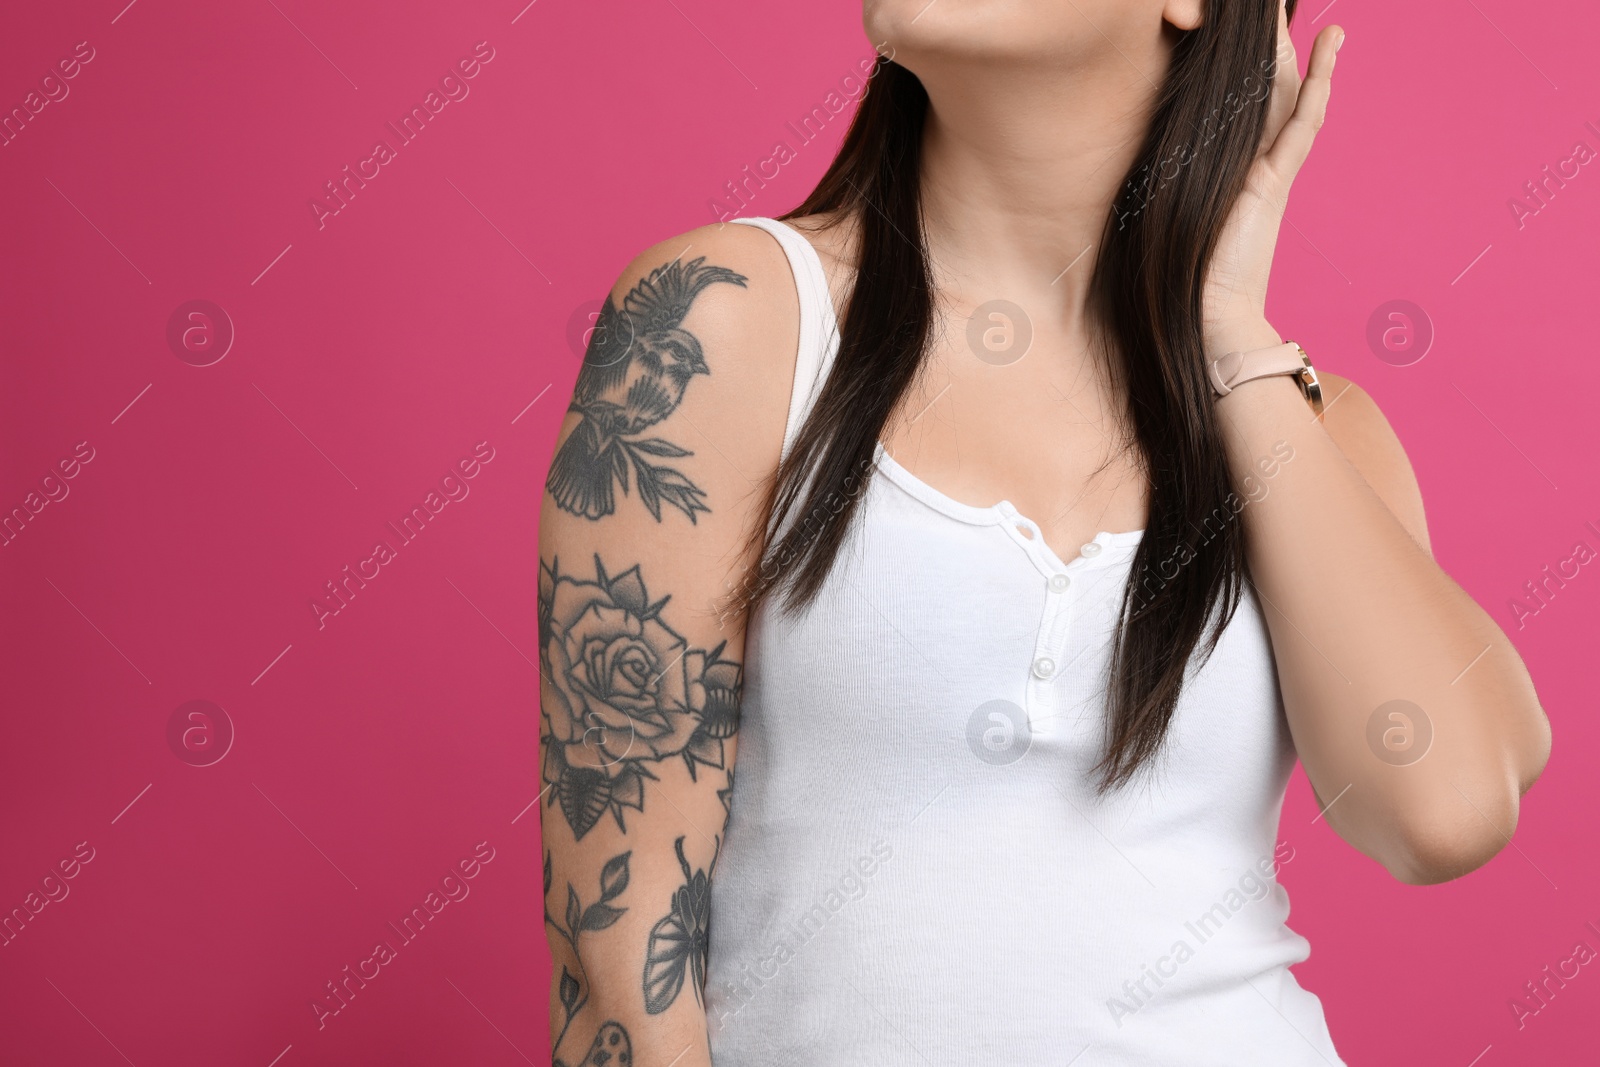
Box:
1032;656;1056;680
1081;542;1103;557
1048;573;1071;592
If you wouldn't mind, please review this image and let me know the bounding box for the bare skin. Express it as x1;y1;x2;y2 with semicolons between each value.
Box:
539;0;1550;1061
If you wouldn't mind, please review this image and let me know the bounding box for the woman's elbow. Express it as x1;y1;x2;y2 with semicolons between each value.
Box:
1382;782;1521;886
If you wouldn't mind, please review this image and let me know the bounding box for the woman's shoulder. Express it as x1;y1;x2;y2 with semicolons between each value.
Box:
600;218;804;357
607;210;854;301
570;219;815;490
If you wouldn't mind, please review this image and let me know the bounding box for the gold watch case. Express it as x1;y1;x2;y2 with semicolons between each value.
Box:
1294;345;1325;420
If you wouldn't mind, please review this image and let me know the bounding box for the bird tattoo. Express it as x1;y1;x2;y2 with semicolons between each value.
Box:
547;255;748;523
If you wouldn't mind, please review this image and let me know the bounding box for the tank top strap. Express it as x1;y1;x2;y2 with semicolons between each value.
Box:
726;216;841;465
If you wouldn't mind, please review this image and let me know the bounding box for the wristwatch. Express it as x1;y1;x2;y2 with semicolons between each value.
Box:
1207;340;1324;419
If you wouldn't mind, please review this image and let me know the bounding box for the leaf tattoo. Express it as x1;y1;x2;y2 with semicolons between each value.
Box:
540;554;743;841
546;256;748;523
559;966;581;1019
643;835;717;1015
545;849;632;1053
580;852;631;932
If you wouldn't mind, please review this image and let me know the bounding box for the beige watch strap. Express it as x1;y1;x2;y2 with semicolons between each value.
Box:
1207;341;1307;397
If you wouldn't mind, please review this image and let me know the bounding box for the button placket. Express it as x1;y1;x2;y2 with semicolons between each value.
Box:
1029;591;1075;736
1027;579;1081;740
998;506;1112;739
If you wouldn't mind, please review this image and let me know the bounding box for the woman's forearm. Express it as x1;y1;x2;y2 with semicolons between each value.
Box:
547;967;714;1067
1209;335;1550;884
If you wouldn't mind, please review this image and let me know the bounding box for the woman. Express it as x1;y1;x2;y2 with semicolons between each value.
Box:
538;0;1551;1063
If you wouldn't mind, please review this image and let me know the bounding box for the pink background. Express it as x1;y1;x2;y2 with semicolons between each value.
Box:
2;0;1596;1064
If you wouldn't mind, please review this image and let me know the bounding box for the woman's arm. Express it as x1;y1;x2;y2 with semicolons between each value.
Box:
538;224;797;1063
1214;359;1550;885
1202;18;1550;885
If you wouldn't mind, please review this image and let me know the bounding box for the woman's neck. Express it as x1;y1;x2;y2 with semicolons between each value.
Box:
913;47;1172;334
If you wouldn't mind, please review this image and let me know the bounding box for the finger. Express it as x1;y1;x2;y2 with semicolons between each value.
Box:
1265;24;1342;178
1261;3;1299;151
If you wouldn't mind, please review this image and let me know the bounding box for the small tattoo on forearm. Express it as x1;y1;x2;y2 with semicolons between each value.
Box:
545;849;632;1053
642;834;717;1015
554;1020;633;1067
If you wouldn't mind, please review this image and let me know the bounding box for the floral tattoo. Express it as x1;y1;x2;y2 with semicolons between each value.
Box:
540;554;743;841
545;848;632;1054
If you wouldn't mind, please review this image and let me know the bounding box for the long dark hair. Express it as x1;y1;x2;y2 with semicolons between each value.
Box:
733;0;1299;790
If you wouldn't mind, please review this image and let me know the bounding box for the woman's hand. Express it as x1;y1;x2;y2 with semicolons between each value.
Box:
1201;6;1345;360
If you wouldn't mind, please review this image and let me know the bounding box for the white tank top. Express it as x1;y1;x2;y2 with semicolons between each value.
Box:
707;215;1345;1066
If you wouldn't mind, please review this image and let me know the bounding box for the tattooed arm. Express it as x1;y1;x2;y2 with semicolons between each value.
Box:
538;223;800;1065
